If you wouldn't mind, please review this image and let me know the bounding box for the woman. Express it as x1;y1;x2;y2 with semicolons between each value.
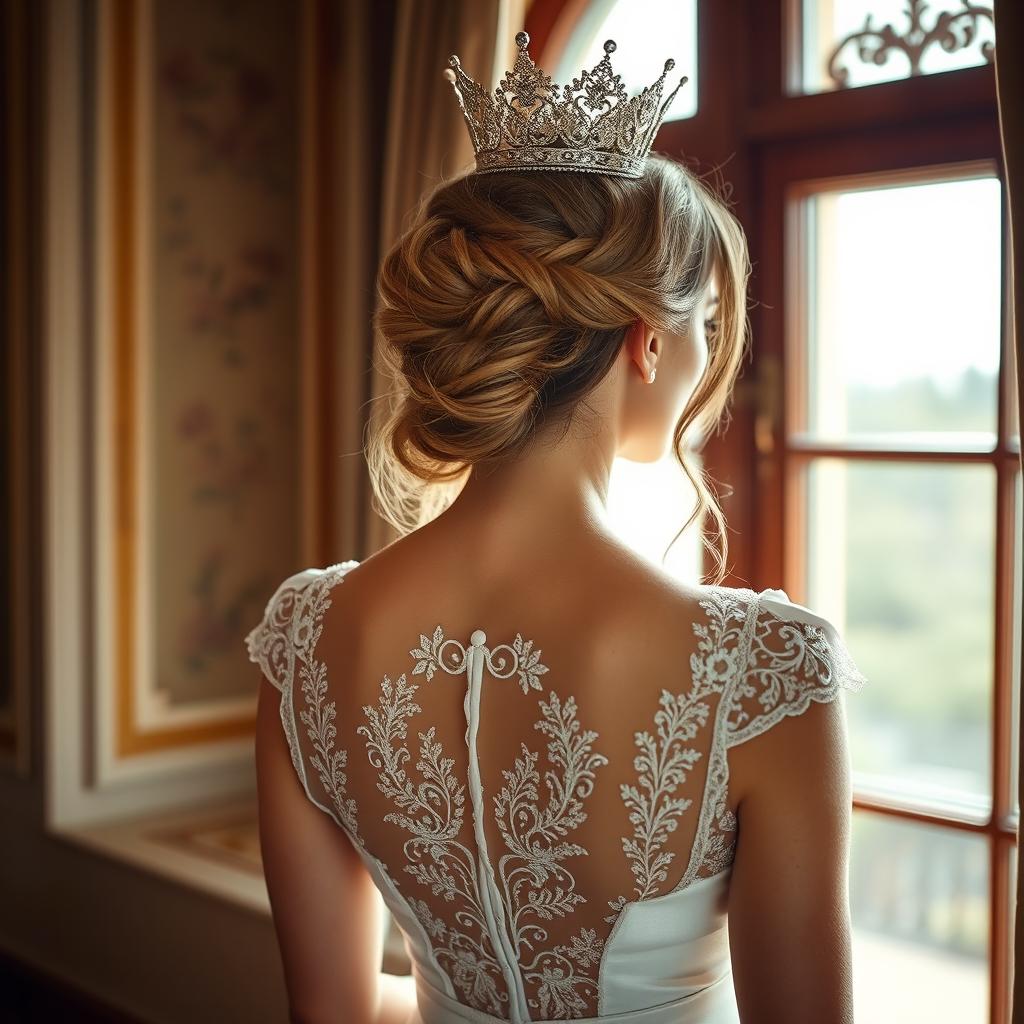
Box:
247;31;867;1024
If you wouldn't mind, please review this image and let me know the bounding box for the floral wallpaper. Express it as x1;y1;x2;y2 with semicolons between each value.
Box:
151;0;300;705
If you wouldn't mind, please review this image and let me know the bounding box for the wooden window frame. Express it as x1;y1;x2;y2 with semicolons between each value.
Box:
525;1;1016;1020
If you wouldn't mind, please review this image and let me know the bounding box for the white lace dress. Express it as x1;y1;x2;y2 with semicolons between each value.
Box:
245;561;868;1024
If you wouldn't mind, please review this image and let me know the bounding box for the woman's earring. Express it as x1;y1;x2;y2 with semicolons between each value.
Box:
647;367;657;384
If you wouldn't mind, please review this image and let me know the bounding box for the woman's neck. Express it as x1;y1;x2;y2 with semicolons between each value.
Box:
435;431;619;551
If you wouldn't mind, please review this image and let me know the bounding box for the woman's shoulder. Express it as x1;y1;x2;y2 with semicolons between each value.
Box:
245;561;361;659
263;558;361;596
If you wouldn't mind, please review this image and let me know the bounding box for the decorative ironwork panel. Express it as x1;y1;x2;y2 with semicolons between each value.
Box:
798;0;995;94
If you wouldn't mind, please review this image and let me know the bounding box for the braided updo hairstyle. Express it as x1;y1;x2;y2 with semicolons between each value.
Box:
368;152;751;584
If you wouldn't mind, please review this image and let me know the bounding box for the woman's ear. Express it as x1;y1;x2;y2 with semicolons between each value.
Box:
624;318;657;379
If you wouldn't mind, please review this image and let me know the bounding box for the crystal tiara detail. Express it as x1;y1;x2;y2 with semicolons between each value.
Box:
444;30;689;179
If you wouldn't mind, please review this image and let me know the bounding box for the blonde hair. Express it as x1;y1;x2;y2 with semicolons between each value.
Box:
368;153;751;584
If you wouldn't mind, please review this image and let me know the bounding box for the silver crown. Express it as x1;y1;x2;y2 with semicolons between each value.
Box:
444;30;688;179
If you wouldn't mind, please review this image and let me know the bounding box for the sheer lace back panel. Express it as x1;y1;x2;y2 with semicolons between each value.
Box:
245;561;867;1023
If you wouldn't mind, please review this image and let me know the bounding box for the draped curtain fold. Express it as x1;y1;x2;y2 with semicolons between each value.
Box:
335;0;393;561
993;2;1024;1019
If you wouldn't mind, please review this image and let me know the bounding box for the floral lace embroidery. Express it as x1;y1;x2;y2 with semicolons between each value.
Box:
606;690;703;918
495;692;608;1018
608;587;750;913
357;670;506;1013
248;569;868;1021
245;564;360;837
726;604;869;743
295;572;359;836
411;626;551;694
358;627;608;1020
680;589;869;886
676;589;758;886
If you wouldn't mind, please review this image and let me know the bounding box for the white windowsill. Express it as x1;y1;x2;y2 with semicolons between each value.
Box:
51;795;272;913
50;795;411;971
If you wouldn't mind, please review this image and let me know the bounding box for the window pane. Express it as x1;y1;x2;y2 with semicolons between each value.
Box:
807;459;995;813
1011;470;1022;823
554;0;697;122
799;0;996;94
802;175;1001;441
1009;331;1020;444
1009;845;1018;1022
608;453;703;582
851;812;989;1021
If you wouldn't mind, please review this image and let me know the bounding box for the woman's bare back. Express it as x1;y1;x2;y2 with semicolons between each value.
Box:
247;521;867;1021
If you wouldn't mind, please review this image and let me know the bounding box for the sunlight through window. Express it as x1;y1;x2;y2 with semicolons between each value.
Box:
554;0;698;121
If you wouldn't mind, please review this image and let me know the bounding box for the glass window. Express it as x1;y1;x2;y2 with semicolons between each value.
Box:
850;812;990;1021
554;0;698;121
1009;846;1018;1021
798;173;1002;444
797;0;996;94
808;459;996;815
1011;470;1021;824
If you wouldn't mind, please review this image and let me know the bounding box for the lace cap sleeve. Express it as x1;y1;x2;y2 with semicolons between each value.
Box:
724;587;868;748
244;567;323;694
243;561;360;835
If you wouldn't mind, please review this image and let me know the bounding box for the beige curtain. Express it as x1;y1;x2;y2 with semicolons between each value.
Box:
335;0;390;562
993;2;1024;1020
335;0;526;558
